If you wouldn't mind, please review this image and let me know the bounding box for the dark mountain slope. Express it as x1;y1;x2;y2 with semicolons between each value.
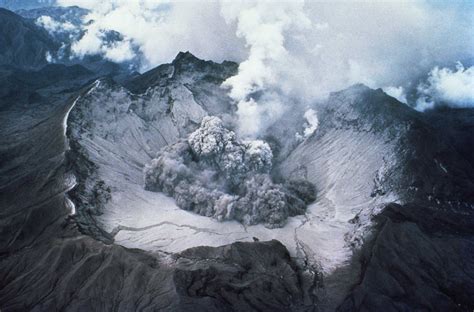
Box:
0;8;57;69
338;202;474;311
280;84;474;310
16;5;88;25
0;63;95;110
425;107;474;169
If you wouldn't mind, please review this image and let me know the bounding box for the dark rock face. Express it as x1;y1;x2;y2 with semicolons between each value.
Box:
338;203;474;312
0;63;94;110
174;240;307;312
425;107;474;170
0;8;57;69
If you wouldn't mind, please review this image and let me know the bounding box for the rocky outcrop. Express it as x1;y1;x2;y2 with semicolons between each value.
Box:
338;203;474;311
174;240;309;312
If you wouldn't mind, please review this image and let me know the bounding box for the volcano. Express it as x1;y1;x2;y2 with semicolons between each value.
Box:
1;6;474;312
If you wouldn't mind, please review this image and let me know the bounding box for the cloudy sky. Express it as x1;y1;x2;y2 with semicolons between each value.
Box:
41;0;474;132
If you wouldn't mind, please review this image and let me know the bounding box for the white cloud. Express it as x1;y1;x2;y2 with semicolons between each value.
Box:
45;51;53;62
383;86;408;104
36;15;75;34
55;0;474;123
303;109;319;137
57;0;245;68
416;62;474;110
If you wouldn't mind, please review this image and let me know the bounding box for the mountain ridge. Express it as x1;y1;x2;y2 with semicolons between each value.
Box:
0;47;473;311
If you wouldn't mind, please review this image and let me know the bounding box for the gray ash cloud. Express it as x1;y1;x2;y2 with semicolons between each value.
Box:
144;116;315;228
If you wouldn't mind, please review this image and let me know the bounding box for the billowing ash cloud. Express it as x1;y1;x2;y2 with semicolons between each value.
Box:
144;117;316;228
415;62;474;111
55;1;474;125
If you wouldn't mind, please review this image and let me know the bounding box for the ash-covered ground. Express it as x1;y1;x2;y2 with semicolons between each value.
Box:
52;52;472;312
1;50;474;312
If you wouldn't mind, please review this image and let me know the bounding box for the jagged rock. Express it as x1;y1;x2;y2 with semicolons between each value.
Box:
174;240;306;312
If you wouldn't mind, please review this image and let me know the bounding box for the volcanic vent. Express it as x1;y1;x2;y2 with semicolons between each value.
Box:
144;116;316;228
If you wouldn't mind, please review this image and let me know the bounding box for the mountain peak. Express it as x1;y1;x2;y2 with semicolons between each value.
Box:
328;83;372;98
172;51;202;65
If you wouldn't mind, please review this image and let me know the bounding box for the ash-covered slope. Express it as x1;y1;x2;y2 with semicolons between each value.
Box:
335;105;474;312
282;84;474;226
1;49;473;311
279;84;474;310
65;53;474;310
0;65;312;311
67;52;239;241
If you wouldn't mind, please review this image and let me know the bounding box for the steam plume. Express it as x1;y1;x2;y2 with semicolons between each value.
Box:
53;0;474;122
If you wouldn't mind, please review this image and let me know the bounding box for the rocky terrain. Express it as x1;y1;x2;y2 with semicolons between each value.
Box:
0;69;315;312
1;6;474;312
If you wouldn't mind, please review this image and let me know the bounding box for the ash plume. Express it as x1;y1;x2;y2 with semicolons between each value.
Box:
144;116;316;228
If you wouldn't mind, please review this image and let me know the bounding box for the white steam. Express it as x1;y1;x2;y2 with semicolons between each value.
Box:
36;15;75;34
415;62;474;111
220;1;311;137
383;86;408;104
296;108;319;141
303;109;319;137
54;0;474;126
